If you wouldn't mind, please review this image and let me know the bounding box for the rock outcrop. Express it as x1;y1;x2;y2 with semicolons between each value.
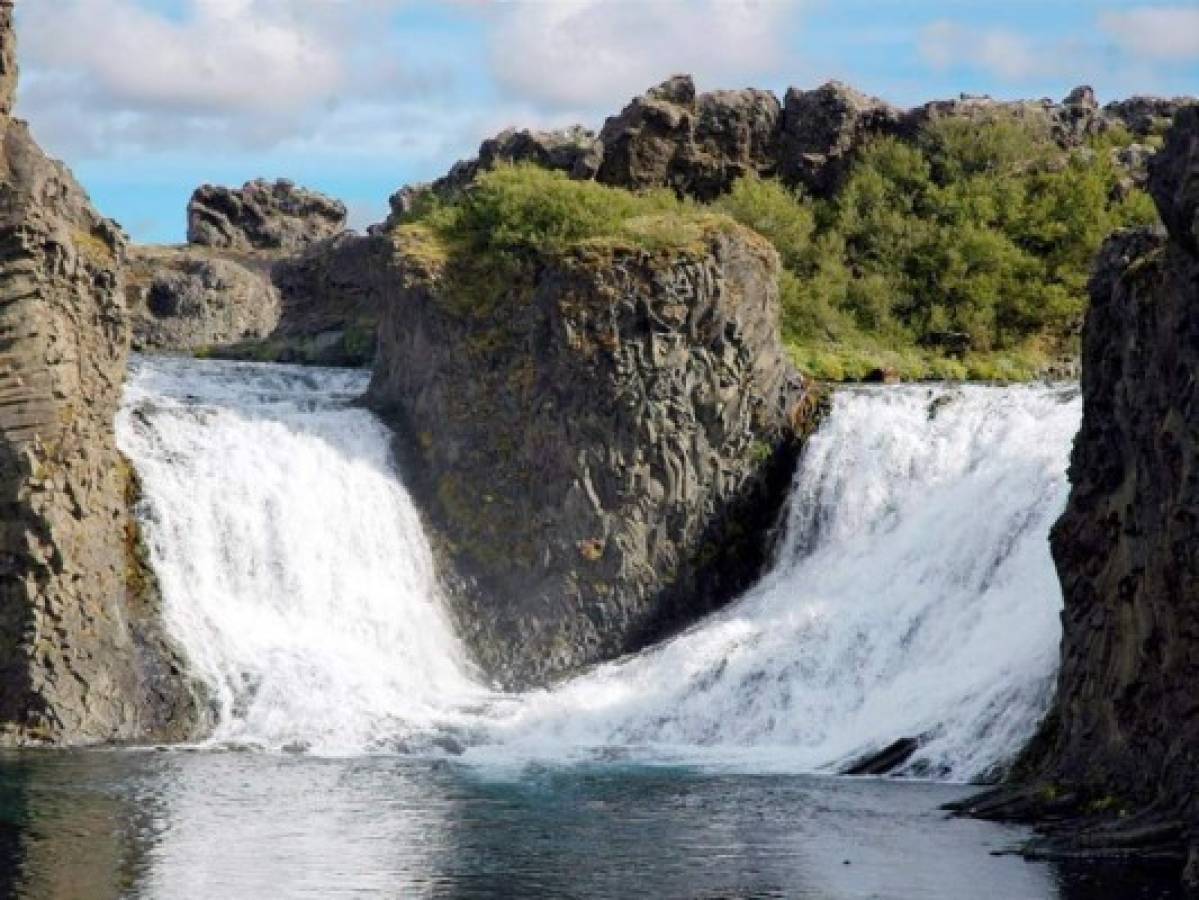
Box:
367;223;821;686
388;78;1192;213
777;81;901;196
954;105;1199;884
1105;96;1192;139
597;75;782;200
129;181;382;364
127;246;279;353
187;179;346;253
0;13;205;744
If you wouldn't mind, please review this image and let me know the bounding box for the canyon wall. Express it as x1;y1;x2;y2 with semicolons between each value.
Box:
0;5;205;744
1046;104;1199;848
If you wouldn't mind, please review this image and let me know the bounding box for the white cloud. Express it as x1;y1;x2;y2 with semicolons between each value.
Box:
14;0;454;161
918;21;1066;81
22;0;345;116
1099;7;1199;62
486;0;803;112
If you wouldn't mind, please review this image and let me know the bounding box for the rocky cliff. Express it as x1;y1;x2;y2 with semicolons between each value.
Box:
0;11;205;744
953;104;1199;883
400;75;1185;213
367;223;821;686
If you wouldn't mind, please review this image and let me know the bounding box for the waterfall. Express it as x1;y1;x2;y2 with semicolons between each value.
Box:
119;357;1079;780
117;357;487;755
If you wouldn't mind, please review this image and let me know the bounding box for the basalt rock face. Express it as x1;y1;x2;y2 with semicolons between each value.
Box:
976;106;1199;878
367;224;821;686
778;81;901;197
264;233;391;366
0;1;15;117
126;246;279;353
187;179;347;253
597;75;782;200
0;112;206;743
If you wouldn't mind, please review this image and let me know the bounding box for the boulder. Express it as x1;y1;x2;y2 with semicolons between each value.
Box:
127;246;279;352
778;81;902;196
367;222;822;686
0;13;205;744
597;75;782;200
187;178;347;253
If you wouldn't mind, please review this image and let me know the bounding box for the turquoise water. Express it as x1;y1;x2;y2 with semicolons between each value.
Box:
0;752;1180;899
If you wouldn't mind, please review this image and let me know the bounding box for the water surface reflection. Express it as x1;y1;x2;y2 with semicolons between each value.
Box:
0;752;1181;899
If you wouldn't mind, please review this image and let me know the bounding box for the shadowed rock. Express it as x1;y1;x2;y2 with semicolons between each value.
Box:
962;105;1199;889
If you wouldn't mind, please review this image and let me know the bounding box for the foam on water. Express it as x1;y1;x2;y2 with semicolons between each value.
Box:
119;356;1079;779
117;357;488;755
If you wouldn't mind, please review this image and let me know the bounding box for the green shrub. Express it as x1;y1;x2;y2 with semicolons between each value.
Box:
714;175;815;269
420;164;718;257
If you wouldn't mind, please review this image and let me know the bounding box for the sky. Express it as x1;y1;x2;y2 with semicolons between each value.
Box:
11;0;1199;244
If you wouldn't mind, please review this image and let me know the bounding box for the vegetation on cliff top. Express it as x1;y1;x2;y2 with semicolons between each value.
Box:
716;116;1156;380
398;115;1157;381
404;165;739;259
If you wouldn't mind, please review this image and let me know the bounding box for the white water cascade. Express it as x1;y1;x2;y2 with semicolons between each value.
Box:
118;356;1080;780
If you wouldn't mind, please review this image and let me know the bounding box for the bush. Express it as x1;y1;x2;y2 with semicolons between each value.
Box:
419;164;716;256
713;175;815;269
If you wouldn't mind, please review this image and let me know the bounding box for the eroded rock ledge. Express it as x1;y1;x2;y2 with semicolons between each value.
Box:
955;105;1199;887
366;224;822;686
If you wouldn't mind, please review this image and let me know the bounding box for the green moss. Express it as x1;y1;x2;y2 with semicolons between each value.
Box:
71;227;117;268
